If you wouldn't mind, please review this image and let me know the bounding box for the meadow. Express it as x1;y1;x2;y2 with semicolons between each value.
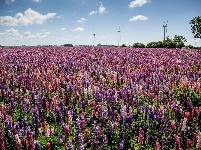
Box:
0;47;201;150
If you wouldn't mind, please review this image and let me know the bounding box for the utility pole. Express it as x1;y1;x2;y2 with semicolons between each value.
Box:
162;21;168;41
118;26;121;46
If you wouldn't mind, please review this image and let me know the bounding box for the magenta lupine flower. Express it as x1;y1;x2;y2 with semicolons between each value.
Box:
27;132;34;150
194;132;198;147
174;134;181;150
186;139;191;150
0;129;6;150
21;136;28;149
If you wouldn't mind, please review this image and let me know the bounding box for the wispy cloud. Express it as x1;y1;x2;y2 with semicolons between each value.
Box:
88;11;97;16
0;8;56;26
6;0;16;4
128;0;150;8
6;10;13;13
24;31;50;39
129;15;148;21
77;18;86;23
73;27;84;32
99;3;107;14
32;0;41;3
60;28;66;31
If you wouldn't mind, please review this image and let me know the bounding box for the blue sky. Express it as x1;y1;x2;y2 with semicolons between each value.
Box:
0;0;201;46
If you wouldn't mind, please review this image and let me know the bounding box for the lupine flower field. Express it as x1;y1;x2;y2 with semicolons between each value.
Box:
0;46;201;150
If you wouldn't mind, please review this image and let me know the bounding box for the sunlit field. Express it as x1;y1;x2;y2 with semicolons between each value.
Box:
0;47;201;150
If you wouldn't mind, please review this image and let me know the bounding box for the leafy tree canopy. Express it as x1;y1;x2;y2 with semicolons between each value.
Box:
189;16;201;39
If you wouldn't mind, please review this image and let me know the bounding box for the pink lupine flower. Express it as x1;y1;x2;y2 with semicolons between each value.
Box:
65;125;70;137
46;141;52;150
185;112;191;121
171;120;176;130
155;141;160;150
15;134;21;150
68;111;73;126
138;134;144;148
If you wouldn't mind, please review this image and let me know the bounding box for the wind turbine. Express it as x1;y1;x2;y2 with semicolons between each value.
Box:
118;26;121;46
162;21;168;41
93;29;96;41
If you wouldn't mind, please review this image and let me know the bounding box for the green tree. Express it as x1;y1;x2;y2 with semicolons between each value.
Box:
121;44;127;47
162;39;176;48
132;42;145;48
189;16;201;39
173;35;187;48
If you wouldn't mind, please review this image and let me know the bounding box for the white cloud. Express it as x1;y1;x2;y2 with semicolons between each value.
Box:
32;0;40;3
73;27;84;32
88;11;97;16
129;15;148;21
77;18;86;23
0;8;56;26
0;28;51;42
99;3;107;14
60;28;66;31
6;0;16;4
24;31;31;36
0;28;22;40
128;0;149;8
24;31;50;39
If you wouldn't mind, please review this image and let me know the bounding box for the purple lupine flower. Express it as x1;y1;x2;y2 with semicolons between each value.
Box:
109;121;113;135
77;133;84;150
66;140;74;150
34;141;42;150
50;110;56;123
56;106;63;124
7;129;12;140
76;118;82;135
119;140;124;150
